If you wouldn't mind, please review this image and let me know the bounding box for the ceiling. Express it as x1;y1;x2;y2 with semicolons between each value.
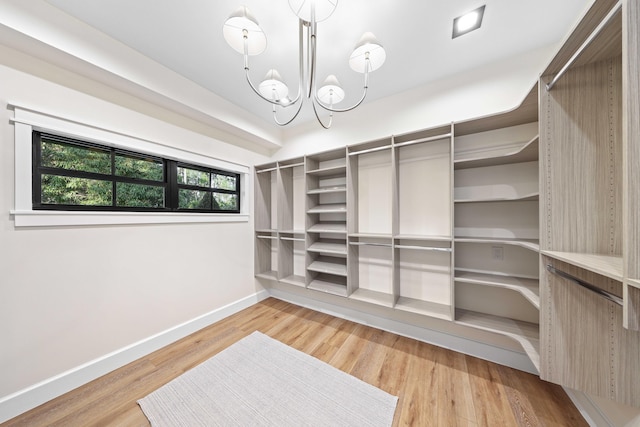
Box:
45;0;593;128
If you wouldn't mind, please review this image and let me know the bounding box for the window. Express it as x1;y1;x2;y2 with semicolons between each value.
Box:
32;132;241;214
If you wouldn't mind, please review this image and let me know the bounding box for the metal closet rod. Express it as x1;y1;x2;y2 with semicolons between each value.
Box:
545;1;622;91
546;265;623;306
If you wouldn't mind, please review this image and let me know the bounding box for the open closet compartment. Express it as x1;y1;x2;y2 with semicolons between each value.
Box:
277;157;306;287
306;148;349;297
452;84;541;370
255;162;279;280
539;0;639;407
392;126;454;320
347;138;394;306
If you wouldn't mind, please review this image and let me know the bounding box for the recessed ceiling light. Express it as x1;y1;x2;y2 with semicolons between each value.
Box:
452;5;486;39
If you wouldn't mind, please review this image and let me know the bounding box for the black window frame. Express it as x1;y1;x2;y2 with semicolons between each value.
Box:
32;132;241;214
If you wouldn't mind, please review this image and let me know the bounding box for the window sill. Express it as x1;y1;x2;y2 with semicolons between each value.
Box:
10;210;249;227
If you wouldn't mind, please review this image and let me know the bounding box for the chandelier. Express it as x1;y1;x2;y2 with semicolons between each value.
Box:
222;0;386;129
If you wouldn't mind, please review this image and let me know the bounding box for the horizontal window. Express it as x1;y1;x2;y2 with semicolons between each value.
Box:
33;132;241;214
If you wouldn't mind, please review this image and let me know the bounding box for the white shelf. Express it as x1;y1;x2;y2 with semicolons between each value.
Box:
541;251;623;282
349;288;395;308
455;271;540;309
307;260;347;276
306;165;347;177
280;275;306;287
308;242;347;256
454;136;539;169
394;297;452;321
455;192;539;203
256;229;277;233
455;237;540;252
394;234;452;241
307;204;347;214
349;233;393;239
455;309;540;371
308;280;348;297
307;186;347;195
256;271;278;281
455;267;539;281
308;223;347;234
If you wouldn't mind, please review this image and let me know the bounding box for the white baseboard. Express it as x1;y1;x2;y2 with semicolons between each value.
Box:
563;388;613;427
0;289;270;424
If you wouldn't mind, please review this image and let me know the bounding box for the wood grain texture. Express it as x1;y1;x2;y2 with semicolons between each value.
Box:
544;0;621;75
3;298;588;427
623;0;640;330
539;55;623;255
540;258;640;407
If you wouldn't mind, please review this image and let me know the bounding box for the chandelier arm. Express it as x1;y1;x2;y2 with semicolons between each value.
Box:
272;95;306;126
241;36;302;107
311;98;333;129
314;62;370;113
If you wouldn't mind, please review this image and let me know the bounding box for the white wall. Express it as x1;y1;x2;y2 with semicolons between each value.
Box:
0;44;269;411
274;45;554;160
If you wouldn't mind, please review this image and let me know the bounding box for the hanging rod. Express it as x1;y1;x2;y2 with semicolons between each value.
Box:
545;1;622;91
546;265;623;306
348;144;393;156
349;242;392;248
392;132;452;149
394;245;452;252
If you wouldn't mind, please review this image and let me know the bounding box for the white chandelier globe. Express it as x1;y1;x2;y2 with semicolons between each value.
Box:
223;6;267;55
259;69;290;100
289;0;338;22
349;32;386;73
317;75;345;104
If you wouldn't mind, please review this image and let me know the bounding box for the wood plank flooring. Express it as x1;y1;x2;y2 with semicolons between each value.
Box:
3;298;588;426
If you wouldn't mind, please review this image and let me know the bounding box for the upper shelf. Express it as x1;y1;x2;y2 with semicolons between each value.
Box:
455;237;540;252
306;165;347;178
541;251;623;282
307;186;347;195
454;136;539;170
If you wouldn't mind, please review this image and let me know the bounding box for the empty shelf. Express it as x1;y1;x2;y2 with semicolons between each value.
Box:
394;297;452;321
455;192;539;203
349;288;395;307
455;271;540;309
455;237;540;252
541;251;623;282
255;271;278;281
308;280;348;297
280;275;306;287
454;136;539;169
308;223;347;234
308;242;347;255
455;309;540;371
307;260;347;276
307;186;347;195
306;165;347;177
307;204;347;214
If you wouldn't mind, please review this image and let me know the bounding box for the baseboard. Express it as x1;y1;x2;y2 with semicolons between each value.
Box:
563;388;613;427
0;289;270;424
267;288;537;374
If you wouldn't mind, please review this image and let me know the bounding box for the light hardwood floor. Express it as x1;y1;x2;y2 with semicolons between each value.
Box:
4;298;587;426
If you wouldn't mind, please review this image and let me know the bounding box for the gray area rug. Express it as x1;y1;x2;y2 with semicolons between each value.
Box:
138;331;398;426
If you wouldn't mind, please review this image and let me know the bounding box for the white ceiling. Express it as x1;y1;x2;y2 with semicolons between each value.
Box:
45;0;592;128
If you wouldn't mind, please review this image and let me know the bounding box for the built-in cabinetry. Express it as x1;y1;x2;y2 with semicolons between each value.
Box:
255;0;639;408
453;118;541;369
539;0;639;407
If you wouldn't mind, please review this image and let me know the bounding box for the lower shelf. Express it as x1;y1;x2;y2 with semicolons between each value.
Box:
308;260;347;276
256;270;278;281
280;275;306;287
454;271;540;309
394;297;452;321
349;288;395;308
308;279;348;297
455;309;540;372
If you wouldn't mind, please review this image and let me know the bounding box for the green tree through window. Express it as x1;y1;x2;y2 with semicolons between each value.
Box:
33;132;240;213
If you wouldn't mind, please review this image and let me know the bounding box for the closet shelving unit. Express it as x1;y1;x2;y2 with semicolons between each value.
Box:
538;0;640;407
305;148;349;297
277;157;306;287
255;162;278;281
347;138;395;307
392;127;454;320
452;87;541;369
